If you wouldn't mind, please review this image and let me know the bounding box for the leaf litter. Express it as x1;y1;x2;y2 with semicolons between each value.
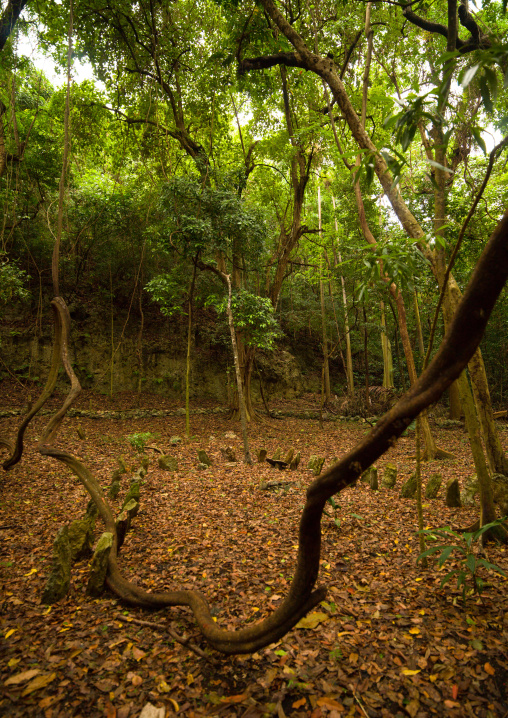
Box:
1;384;508;717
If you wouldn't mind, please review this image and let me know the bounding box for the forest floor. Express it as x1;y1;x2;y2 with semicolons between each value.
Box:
1;381;508;718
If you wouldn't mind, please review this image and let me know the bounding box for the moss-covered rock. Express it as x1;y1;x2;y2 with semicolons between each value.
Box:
425;473;442;499
122;481;140;510
361;466;377;487
445;478;461;508
460;475;479;506
158;455;178;471
68;518;94;562
492;473;508;515
42;526;71;604
86;532;114;597
290;452;301;470
382;464;397;489
400;472;417;499
307;455;317;470
313;457;326;476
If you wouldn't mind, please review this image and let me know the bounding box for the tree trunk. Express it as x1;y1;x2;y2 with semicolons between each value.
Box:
380;301;394;388
332;198;354;397
224;274;252;464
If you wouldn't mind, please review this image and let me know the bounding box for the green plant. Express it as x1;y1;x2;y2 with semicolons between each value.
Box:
417;520;507;603
324;496;341;529
127;432;158;453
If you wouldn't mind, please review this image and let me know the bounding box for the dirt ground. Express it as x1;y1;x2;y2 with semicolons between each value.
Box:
1;382;508;718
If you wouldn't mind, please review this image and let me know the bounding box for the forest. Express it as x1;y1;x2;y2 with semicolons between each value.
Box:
1;0;508;716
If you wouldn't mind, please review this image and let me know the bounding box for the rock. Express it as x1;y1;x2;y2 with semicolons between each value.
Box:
116;500;139;551
382;464;397;489
257;449;267;463
122;481;140;510
400;472;417;499
369;470;378;491
117;456;129;473
460;474;479;506
197;449;212;467
140;455;149;471
86;532;114;597
224;431;237;440
86;499;99;520
492;473;508;515
361;466;377;486
272;448;281;460
284;449;294;465
111;468;124;482
313;457;326;476
158;455;178;471
197;462;209;470
290;452;301;470
68;518;94;562
445;478;461;508
220;446;237;462
307;455;317;470
108;480;121;499
42;526;71;604
425;473;442;499
170;436;182;445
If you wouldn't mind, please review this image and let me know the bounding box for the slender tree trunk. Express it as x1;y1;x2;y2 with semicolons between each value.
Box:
318;187;332;403
380;301;394;388
448;382;463;420
362;303;370;409
224;274;252;464
185;259;198;438
332;198;354;397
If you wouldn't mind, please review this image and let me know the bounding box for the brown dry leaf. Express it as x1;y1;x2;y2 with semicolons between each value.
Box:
317;696;343;709
131;646;146;661
221;693;249;704
484;662;496;675
405;699;419;718
21;672;56;696
5;669;41;686
296;612;329;630
349;652;359;665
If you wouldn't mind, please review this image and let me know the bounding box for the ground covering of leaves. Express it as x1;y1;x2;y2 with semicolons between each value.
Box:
1;382;508;718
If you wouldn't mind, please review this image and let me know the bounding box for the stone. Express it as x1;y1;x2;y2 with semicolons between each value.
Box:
382;464;397;489
139;703;165;718
400;472;417;499
460;474;479;506
425;473;442;499
290;452;301;470
284;449;294;465
68;518;94;562
117;456;129;473
116;500;138;551
170;435;182;446
492;473;508;515
86;499;99;520
158;455;178;471
108;480;121;499
445;478;461;508
369;470;378;491
307;455;317;470
140;455;149;471
361;466;377;486
87;532;114;597
313;457;326;476
197;449;212;467
272;448;281;460
224;431;237;440
42;526;71;604
122;481;140;510
220;446;237;462
197;462;209;471
257;449;267;463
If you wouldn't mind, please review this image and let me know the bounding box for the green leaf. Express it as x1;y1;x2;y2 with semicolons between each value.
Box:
471;127;487;155
428;160;454;174
461;64;479;88
437;545;455;567
479;76;493;113
466;554;476;574
440;569;460;587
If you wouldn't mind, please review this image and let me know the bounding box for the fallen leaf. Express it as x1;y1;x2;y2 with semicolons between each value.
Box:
484;662;495;675
4;629;17;639
5;669;41;686
317;696;343;709
221;693;248;704
292;698;307;709
296;612;329;629
21;673;56;696
401;669;421;676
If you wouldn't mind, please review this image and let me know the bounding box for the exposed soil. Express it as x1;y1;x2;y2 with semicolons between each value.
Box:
1;381;508;718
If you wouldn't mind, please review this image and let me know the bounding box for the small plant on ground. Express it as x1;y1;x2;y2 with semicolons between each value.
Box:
417;519;507;603
127;432;158;453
